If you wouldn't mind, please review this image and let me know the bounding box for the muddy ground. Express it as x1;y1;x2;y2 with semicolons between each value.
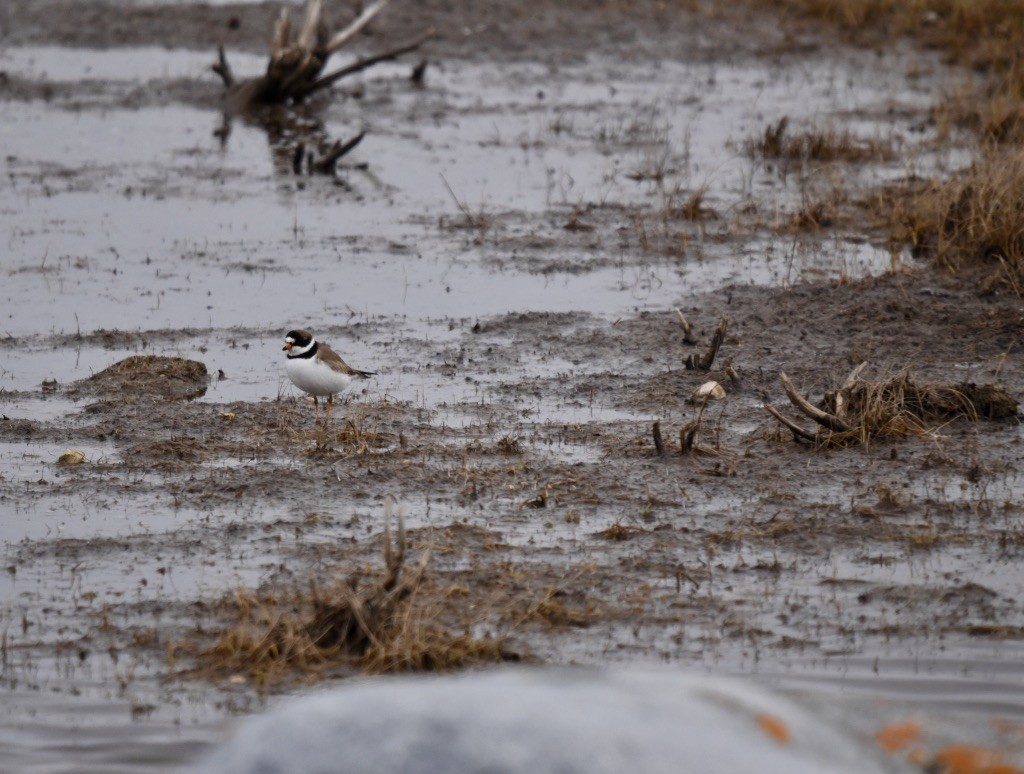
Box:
2;0;1024;771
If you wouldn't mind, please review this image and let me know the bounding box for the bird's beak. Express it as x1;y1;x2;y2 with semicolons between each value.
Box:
283;342;292;351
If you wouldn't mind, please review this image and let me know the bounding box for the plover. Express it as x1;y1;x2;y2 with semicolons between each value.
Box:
282;329;374;418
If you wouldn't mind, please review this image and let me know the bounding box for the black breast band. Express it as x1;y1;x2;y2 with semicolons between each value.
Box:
287;341;318;360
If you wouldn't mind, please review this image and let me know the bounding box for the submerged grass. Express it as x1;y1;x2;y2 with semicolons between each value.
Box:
749;117;893;164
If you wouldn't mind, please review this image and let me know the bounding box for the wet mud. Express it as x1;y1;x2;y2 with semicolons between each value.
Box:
1;0;1023;771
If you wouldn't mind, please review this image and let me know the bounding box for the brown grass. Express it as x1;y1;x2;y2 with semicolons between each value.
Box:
782;189;845;232
172;503;510;688
770;1;1024;143
881;147;1024;292
774;0;1024;74
175;577;509;689
749;117;893;164
770;368;1017;447
756;1;1024;287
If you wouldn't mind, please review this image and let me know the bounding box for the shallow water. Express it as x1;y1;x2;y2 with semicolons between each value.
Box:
2;27;1019;774
1;47;949;340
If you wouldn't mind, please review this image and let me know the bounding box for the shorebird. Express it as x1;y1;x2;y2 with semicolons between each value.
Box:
282;328;374;418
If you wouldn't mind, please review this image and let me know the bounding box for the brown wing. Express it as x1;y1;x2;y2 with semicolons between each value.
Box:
318;342;375;378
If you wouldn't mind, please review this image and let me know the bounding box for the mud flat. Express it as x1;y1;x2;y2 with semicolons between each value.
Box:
1;1;1023;771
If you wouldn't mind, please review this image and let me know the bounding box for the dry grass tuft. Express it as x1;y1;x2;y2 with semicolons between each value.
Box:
883;148;1024;292
767;366;1017;447
174;500;509;687
783;191;845;232
361;603;509;672
775;0;1024;71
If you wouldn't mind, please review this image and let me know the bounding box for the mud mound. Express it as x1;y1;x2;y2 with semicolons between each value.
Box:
74;356;208;400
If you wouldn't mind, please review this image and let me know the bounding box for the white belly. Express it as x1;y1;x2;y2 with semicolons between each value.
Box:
285;357;354;397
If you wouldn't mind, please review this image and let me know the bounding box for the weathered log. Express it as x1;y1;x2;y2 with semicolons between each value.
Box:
679;423;698;454
764;365;1017;448
215;0;431;112
297;30;435;101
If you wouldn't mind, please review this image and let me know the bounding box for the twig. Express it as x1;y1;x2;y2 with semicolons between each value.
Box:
685;316;728;371
301;30;434;98
842;361;869;389
270;8;292;59
311;131;366;174
832;361;868;419
212;44;235;88
675;308;697;345
381;498;406;591
679;423;699;454
324;0;390;55
382;495;394;579
410;59;428;85
440;173;479;225
652;421;666;456
725;365;741;389
763;403;817;442
779;372;853;432
297;0;326;51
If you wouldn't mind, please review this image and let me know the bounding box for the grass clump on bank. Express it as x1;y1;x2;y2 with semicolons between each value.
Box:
752;1;1024;288
881;147;1024;293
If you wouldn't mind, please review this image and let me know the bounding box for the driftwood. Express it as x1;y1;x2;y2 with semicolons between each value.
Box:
779;371;853;433
764;365;1018;446
675;308;697;345
292;131;367;175
684;317;728;371
215;0;432;112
